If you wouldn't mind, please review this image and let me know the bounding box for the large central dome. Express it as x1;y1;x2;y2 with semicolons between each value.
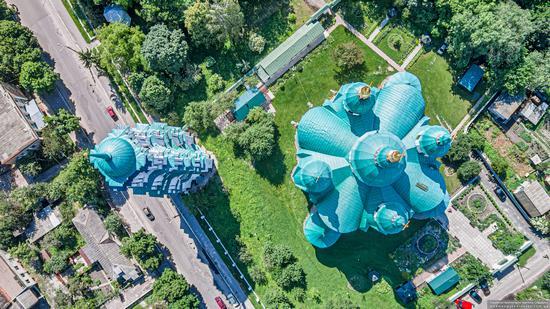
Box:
292;72;452;248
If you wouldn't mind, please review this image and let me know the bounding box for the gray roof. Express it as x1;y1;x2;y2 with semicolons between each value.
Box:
520;101;548;125
488;92;525;122
514;181;550;217
0;83;40;164
25;206;63;243
0;253;38;309
72;209;140;282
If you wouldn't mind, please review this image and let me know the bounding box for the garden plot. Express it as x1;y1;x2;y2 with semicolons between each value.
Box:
373;24;417;64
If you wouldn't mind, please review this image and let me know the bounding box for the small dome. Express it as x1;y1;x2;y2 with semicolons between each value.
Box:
384;72;422;91
416;126;452;157
342;82;376;115
304;210;341;248
292;159;333;194
349;132;406;186
90;137;136;179
104;5;131;25
372;202;411;235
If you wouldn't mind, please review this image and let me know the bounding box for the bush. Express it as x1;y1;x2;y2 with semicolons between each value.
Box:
489;224;525;255
263;243;295;271
454;253;492;283
43;254;68;274
273;263;306;290
332;42;364;71
457;161;481;183
206;73;225;97
248;31;266;54
18;161;42;177
139;75;172;114
530;216;550;235
264;288;292;309
19;61;58;93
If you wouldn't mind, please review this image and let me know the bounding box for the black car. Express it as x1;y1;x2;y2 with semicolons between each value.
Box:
494;187;507;202
469;288;482;303
479;279;490;295
143;207;155;221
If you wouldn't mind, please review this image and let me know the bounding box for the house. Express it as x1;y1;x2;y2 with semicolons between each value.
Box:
0;251;40;309
72;208;140;283
488;92;526;124
395;281;417;304
427;267;460;295
256;21;325;85
458;65;484;92
514;181;550;217
25;206;63;243
519;100;548;126
0;83;44;166
233;87;267;121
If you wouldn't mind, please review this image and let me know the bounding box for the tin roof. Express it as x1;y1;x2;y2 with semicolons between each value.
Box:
458;65;484;92
428;267;460;295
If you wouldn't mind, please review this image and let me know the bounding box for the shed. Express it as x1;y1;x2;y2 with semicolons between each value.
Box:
104;5;131;25
395;281;417;304
520;101;548;125
427;267;460;295
488;92;525;123
233;88;266;121
458;65;484;92
256;22;325;84
514;181;550;217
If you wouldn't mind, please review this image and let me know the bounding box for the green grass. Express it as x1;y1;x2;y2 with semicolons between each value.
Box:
337;0;388;37
374;25;417;64
409;52;486;129
518;246;536;267
184;26;442;307
61;0;94;43
440;164;461;195
515;271;550;301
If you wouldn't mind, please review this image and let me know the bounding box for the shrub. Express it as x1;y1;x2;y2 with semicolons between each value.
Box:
457;161;481;183
264;288;292;309
249;265;267;285
18;161;42;177
248;31;266;54
531;216;550;235
273;263;306;290
332;42;364;71
262;243;295;270
206;73;225;97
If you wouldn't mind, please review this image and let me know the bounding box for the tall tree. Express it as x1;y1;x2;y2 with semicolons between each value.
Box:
0;20;41;81
141;24;188;74
504;50;549;95
0;1;14;20
96;23;144;73
184;2;214;48
135;0;193;27
139;75;172;114
120;229;162;271
44;109;81;135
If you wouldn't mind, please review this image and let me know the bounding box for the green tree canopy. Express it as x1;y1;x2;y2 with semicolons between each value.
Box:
0;1;14;20
457;160;481;183
142;24;188;74
41;130;75;161
0;20;41;81
121;229;162;271
19;61;58;93
182;100;215;134
134;0;192;27
97;23;144;73
44;109;81;136
139;75;172;114
152;268;191;303
332;42;365;71
262;243;295;271
43;253;68;274
104;213;126;238
10;183;50;212
504;50;549;95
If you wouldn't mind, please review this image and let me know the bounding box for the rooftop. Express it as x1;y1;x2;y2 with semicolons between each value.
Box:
25;206;63;243
519;100;548;125
72;208;140;282
0;83;40;164
514;181;550;217
488;92;525;122
458;65;484;92
0;252;38;308
427;267;460;295
233;87;266;121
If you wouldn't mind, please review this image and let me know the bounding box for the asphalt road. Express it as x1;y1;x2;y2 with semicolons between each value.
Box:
8;0;252;307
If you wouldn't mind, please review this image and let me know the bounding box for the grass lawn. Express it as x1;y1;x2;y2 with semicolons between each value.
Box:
408;52;486;130
518;246;536;267
374;24;417;64
184;26;442;307
515;271;550;301
440;164;461;196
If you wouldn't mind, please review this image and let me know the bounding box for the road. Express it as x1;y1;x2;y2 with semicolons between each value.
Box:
7;0;134;143
9;0;253;307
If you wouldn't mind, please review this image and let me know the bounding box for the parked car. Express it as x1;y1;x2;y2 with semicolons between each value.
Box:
454;298;473;309
106;106;118;121
479;279;490;295
215;296;227;309
494;187;507;202
437;43;448;55
143;207;155;221
227;294;240;308
469;288;482;303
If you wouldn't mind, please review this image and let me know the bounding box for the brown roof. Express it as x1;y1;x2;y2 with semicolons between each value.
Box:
515;181;550;217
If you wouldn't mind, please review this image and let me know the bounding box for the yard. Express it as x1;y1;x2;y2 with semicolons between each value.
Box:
183;26;439;307
408;52;486;130
337;0;388;38
373;24;417;64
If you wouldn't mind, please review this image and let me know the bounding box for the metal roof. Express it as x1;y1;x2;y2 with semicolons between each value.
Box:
293;72;451;247
257;22;324;82
458;65;484;92
428;267;460;295
233;88;266;121
104;4;131;25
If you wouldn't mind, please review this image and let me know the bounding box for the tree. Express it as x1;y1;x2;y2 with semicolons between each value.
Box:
41;224;78;249
121;229;162;271
141;24;188;74
152;269;190;303
248;31;266;53
44;109;81;136
139;75;172;114
77;48;100;70
530;216;549;235
263;288;292;309
18;161;42;177
127;71;147;93
96;23;144;73
263;243;295;271
457;161;481;183
504;51;549;95
104;213;126;238
225;108;277;161
134;0;192;27
0;1;14;20
184;2;213;47
0;20;41;81
273;263;306;290
10;183;49;212
43;254;68;274
332;42;364;71
169;294;199;309
18;60;55;94
491;156;509;179
41;130;75;161
182;100;215;134
206;73;225;96
9;243;40;270
445;133;473;164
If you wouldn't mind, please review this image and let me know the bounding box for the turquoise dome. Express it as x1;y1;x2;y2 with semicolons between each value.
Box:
292;159;333;195
416;126;452;157
349;132;406;187
372;202;411;235
90;137;136;179
304;210;341;248
384;71;422;91
342;82;376;115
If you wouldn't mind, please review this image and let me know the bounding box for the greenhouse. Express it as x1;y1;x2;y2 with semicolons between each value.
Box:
292;72;452;248
89;122;213;197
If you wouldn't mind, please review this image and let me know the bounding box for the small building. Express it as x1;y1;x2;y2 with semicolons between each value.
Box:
103;4;131;25
519;100;548;126
0;251;40;309
427;267;460;295
458;65;484;92
488;92;526;124
256;21;325;85
25;206;63;243
514;181;550;217
0;83;43;166
395;281;417;304
72;208;140;283
233;87;267;121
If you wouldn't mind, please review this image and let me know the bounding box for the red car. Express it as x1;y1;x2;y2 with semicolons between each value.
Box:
106;106;118;121
455;298;473;309
215;296;227;309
